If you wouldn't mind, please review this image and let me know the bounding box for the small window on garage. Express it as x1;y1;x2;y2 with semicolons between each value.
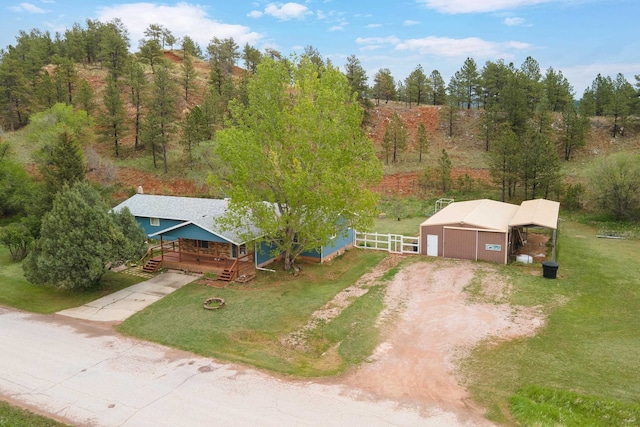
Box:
150;217;160;226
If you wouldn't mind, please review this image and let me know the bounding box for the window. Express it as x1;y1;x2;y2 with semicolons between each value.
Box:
150;217;160;226
239;244;247;256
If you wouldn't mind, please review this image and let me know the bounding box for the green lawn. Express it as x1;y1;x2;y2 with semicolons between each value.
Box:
0;247;146;313
0;400;70;427
463;220;640;425
118;250;389;376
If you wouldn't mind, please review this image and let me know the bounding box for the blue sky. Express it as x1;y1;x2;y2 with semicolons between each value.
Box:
3;0;639;95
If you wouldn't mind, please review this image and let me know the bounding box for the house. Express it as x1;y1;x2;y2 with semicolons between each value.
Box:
112;193;354;279
419;198;559;264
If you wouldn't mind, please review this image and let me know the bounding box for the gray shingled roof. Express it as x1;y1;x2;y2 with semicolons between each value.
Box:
112;194;261;244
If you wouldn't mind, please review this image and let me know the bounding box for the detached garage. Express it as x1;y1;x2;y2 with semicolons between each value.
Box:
420;199;559;264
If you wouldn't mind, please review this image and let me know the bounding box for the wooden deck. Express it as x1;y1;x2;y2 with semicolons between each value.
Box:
151;250;255;279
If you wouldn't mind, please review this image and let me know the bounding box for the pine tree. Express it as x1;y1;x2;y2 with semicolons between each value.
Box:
97;76;127;157
416;123;429;162
382;113;407;163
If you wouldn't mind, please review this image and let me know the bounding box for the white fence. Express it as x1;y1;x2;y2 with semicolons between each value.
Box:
354;231;420;255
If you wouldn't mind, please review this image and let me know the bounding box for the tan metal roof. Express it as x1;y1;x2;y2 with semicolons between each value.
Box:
509;199;560;230
421;199;520;232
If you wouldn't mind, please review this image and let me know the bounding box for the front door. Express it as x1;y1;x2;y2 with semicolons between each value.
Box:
427;234;438;257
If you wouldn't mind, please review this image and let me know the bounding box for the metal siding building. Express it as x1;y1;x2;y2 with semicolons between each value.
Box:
419;199;559;264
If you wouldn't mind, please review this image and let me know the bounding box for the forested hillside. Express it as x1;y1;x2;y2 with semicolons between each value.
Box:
1;19;639;220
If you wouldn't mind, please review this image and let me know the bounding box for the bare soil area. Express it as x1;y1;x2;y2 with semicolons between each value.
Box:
338;259;545;425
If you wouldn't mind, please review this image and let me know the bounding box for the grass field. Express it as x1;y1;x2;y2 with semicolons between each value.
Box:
0;401;70;427
462;220;640;425
118;250;388;376
0;246;146;313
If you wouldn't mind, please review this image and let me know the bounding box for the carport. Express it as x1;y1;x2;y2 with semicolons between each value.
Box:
509;198;560;261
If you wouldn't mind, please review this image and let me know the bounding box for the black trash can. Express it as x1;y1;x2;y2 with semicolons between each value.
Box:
542;261;559;279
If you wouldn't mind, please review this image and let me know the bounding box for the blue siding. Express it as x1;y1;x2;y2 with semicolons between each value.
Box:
322;228;354;259
136;217;183;239
135;216;231;244
160;223;230;243
300;228;354;261
256;241;279;266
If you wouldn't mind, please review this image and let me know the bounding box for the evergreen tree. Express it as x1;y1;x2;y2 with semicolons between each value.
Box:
344;54;368;102
181;52;197;103
406;64;429;106
180;105;208;166
75;78;96;115
561;102;589;160
143;62;177;172
382;112;407;163
97;76;127;157
98;18;130;80
542;67;574;112
372;68;396;105
416;123;430;162
52;56;77;104
39;128;86;203
457;57;480;109
242;43;262;74
124;58;147;151
436;149;452;192
606;73;635;137
23;182;133;290
520;56;542;113
428;69;447;105
488;123;519;201
181;35;203;59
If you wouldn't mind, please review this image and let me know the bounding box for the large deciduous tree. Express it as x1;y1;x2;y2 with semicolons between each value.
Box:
588;153;640;221
210;57;382;270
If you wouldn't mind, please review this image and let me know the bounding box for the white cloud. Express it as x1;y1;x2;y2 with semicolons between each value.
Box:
417;0;553;14
96;3;263;49
11;2;47;13
358;34;532;59
247;10;263;18
504;16;526;26
561;62;640;93
263;2;312;21
328;25;344;32
366;23;383;28
403;20;420;26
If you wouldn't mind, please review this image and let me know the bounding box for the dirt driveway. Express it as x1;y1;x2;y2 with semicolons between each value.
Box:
338;259;545;425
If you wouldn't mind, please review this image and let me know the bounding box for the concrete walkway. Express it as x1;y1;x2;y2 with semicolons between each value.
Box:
56;272;196;322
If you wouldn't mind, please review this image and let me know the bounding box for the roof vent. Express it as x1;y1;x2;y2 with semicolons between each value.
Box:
137;185;144;194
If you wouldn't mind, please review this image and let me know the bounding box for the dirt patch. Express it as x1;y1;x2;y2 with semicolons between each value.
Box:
339;259;544;425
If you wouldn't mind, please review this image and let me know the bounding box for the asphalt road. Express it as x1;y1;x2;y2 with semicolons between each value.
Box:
0;307;472;427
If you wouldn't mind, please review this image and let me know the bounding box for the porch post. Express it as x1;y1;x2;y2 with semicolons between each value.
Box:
160;235;164;263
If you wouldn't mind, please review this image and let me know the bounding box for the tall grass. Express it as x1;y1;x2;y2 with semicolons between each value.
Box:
463;221;640;424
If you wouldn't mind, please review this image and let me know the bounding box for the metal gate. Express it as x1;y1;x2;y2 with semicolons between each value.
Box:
354;231;419;254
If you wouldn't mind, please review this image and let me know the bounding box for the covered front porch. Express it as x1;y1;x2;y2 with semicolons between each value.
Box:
142;238;256;281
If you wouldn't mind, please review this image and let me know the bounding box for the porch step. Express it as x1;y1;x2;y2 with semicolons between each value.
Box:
142;259;161;273
219;269;234;282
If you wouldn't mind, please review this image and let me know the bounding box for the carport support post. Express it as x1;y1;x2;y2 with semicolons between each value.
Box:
551;228;557;262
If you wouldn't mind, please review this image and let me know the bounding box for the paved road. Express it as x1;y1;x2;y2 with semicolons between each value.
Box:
0;307;474;427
